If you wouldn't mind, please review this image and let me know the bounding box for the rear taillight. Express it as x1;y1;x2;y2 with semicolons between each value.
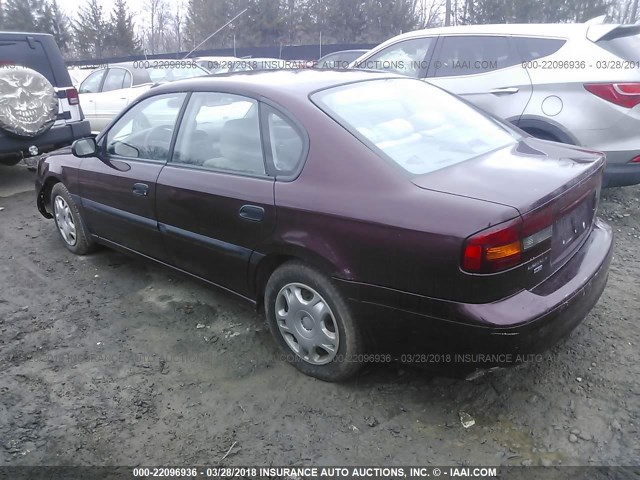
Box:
66;87;79;105
584;83;640;108
462;207;554;274
631;155;640;163
463;219;522;273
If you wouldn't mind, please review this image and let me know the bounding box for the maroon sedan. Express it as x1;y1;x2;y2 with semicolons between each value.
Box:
35;70;613;381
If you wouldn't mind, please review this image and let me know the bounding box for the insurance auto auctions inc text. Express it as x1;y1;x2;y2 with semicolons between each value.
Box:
258;467;498;478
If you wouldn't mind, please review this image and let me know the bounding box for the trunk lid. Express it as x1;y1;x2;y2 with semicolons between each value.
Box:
411;137;604;215
414;137;605;271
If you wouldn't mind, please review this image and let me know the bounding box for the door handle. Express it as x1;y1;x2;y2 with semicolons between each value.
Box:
490;87;519;95
132;183;149;196
239;205;264;222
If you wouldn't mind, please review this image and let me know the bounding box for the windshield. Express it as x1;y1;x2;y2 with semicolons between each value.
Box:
597;27;640;61
147;66;206;83
312;78;519;175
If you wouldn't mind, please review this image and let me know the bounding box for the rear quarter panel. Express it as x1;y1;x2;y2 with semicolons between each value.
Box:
268;106;519;303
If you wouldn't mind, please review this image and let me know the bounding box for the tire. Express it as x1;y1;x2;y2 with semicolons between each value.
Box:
265;261;364;381
50;183;94;255
0;67;58;138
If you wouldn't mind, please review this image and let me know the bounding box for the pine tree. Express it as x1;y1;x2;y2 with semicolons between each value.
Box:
73;0;108;59
106;0;141;56
3;0;45;32
232;0;284;47
48;0;72;52
185;0;233;51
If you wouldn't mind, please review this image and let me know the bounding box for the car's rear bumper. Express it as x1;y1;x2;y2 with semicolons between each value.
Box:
602;153;640;187
0;120;91;157
336;218;613;365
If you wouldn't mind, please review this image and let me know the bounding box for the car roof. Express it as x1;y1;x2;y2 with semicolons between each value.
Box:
148;68;401;99
388;23;592;40
195;56;240;61
0;31;55;38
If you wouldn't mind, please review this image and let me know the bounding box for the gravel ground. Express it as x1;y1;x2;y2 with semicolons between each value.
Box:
0;163;638;467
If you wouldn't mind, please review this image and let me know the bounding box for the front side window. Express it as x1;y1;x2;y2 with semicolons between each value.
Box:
432;36;518;77
105;93;186;161
172;92;265;175
79;69;105;93
312;78;518;176
357;37;433;77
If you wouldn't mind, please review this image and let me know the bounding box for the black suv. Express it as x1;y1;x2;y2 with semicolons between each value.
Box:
0;32;90;166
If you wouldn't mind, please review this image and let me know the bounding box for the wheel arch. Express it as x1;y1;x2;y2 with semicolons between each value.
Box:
37;175;62;218
251;247;345;312
511;116;580;145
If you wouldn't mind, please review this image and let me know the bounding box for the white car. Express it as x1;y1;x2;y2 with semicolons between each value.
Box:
352;22;640;187
67;68;92;89
78;61;209;133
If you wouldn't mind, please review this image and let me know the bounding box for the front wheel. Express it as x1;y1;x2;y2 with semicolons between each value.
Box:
265;261;364;381
51;182;94;255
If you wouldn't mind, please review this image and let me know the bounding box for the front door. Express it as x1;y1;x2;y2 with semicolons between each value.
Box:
78;92;187;261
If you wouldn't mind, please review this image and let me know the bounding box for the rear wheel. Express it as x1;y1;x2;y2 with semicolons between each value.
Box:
51;183;94;255
265;261;364;381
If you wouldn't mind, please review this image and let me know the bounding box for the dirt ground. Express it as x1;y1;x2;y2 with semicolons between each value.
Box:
0;163;638;467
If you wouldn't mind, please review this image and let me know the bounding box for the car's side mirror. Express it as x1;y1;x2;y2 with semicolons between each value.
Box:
71;137;98;158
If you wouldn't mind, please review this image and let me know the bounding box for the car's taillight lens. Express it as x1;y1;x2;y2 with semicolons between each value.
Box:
462;208;554;274
584;83;640;108
462;219;522;273
631;155;640;163
66;87;79;105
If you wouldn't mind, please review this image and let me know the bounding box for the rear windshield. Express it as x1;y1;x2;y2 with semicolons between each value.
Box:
596;27;640;61
0;39;55;84
311;78;519;175
147;66;207;83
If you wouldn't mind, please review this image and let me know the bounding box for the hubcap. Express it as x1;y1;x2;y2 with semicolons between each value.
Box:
53;196;77;246
275;283;339;365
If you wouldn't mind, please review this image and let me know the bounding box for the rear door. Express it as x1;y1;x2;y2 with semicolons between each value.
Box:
78;69;106;128
156;92;283;297
78;92;187;261
93;67;133;131
427;35;532;122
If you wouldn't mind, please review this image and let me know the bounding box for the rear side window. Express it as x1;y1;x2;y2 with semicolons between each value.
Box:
512;37;566;62
596;27;640;61
432;36;519;77
312;78;518;176
0;39;54;84
102;68;128;92
264;106;305;175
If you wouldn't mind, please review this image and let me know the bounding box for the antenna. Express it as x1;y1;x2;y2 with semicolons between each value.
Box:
183;8;248;59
